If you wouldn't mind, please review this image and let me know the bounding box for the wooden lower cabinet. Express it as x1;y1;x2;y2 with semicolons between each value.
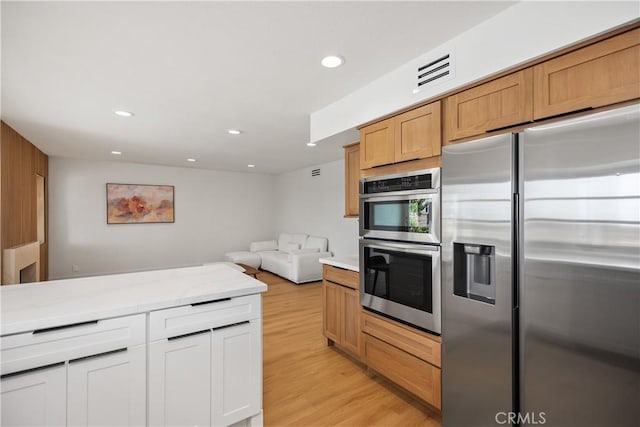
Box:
323;281;341;344
340;287;361;356
361;310;442;410
364;334;442;410
322;265;361;359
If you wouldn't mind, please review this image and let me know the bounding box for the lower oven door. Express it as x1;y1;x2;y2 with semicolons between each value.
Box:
360;239;441;334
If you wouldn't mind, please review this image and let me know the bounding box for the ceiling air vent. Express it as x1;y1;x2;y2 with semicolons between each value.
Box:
311;168;321;177
417;52;454;90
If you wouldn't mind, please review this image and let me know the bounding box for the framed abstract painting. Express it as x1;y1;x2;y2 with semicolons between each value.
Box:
106;183;175;224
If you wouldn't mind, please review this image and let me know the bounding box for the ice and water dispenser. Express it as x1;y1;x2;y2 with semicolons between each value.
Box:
453;243;496;304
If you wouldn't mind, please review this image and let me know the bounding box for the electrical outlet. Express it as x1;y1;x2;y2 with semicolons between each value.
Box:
72;264;80;272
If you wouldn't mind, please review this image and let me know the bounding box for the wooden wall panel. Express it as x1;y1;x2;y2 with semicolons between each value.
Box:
1;121;49;283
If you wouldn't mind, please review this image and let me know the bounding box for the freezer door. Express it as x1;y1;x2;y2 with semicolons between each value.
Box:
521;104;640;426
442;133;514;427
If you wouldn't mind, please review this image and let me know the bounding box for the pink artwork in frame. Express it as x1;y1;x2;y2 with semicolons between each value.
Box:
106;183;175;224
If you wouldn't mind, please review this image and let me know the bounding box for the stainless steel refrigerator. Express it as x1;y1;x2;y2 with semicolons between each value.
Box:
441;104;640;426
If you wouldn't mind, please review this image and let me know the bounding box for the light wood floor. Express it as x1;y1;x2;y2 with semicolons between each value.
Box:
259;271;442;427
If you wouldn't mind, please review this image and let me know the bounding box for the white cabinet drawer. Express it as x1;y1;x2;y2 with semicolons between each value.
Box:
0;314;146;376
149;294;261;341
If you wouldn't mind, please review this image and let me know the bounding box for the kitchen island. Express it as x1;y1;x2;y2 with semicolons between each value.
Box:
0;263;267;427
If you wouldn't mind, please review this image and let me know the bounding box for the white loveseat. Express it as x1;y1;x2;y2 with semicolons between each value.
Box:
249;233;331;284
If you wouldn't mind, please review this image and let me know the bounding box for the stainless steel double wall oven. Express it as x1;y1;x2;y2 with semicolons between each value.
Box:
359;168;441;334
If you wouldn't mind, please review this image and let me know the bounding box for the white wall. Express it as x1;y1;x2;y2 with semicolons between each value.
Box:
49;157;277;279
274;159;359;257
311;1;640;142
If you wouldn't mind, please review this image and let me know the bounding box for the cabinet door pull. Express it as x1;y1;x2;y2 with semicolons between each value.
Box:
1;361;65;379
212;320;249;332
69;347;127;364
33;320;98;334
167;329;211;341
191;297;231;307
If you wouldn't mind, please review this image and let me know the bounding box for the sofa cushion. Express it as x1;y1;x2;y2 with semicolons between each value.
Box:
250;240;278;252
284;242;301;253
287;247;320;262
278;233;308;252
304;236;328;252
277;233;292;252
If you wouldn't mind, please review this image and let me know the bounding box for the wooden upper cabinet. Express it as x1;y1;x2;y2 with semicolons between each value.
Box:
344;143;360;218
360;118;394;169
445;69;533;142
394;101;441;162
360;101;442;169
534;28;640;120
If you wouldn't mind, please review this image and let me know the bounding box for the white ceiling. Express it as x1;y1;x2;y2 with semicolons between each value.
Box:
2;1;514;174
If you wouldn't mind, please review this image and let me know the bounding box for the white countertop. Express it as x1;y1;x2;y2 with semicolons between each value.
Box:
319;255;359;272
0;264;267;336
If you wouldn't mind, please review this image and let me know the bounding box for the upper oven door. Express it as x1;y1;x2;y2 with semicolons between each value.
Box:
360;191;440;243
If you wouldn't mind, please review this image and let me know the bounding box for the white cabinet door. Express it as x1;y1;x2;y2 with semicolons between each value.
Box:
0;363;66;427
67;345;145;426
149;331;212;427
211;320;261;427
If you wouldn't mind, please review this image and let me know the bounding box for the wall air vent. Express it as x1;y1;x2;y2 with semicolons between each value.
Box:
416;52;454;90
311;168;321;177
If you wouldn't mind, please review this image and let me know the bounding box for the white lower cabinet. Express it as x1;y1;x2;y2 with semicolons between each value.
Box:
67;344;146;426
1;295;263;427
0;363;67;427
149;331;212;427
211;321;261;427
149;319;262;427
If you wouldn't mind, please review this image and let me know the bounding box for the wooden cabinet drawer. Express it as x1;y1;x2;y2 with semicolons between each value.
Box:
446;69;533;142
323;264;359;290
364;334;441;409
361;309;441;367
534;28;640;120
149;294;261;341
0;314;146;376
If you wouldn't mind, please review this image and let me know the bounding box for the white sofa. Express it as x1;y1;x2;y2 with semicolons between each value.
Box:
249;233;331;284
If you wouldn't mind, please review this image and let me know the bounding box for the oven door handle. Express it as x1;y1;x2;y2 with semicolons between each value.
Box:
360;239;440;255
359;188;439;200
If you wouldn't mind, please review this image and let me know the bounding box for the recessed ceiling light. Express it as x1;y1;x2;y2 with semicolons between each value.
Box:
321;55;344;68
412;88;421;94
247;164;255;168
114;110;134;117
187;158;196;162
306;142;317;147
111;151;122;155
228;129;242;135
